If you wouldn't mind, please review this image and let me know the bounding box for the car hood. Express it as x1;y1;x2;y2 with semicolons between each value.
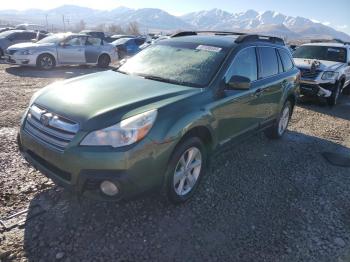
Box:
7;42;55;50
33;70;201;130
294;58;344;71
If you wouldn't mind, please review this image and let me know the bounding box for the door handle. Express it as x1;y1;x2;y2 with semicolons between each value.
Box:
254;88;264;97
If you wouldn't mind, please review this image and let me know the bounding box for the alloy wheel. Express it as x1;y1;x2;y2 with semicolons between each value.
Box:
173;147;202;196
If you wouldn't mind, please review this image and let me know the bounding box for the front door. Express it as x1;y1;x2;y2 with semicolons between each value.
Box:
212;47;263;144
57;36;86;64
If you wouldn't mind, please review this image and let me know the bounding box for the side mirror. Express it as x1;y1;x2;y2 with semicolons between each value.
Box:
227;75;251;90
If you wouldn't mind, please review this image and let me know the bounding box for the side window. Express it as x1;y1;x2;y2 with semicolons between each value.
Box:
226;47;258;82
65;36;86;46
278;49;294;72
258;47;279;78
135;38;145;46
7;33;18;41
86;37;102;46
276;49;283;73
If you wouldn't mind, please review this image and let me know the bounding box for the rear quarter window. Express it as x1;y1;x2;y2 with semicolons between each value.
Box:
258;47;279;78
278;49;294;72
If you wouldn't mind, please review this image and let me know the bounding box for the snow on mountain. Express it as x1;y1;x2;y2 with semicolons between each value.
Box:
0;5;348;40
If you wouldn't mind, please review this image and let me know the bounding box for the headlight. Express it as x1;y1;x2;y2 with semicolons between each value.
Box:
17;50;33;55
80;109;157;148
321;71;339;80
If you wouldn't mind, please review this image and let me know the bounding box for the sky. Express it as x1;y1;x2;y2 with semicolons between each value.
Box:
1;0;349;34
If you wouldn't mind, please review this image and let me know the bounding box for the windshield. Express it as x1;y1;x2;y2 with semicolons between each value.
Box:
37;33;66;44
118;41;228;87
293;46;347;63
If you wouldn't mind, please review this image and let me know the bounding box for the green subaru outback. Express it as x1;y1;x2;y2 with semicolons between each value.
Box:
18;31;300;204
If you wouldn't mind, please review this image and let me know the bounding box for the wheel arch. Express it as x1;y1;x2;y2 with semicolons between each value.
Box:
36;52;57;65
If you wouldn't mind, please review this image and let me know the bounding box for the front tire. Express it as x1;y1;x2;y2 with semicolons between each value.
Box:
97;54;110;68
163;137;207;204
36;54;56;70
265;100;292;139
327;81;342;106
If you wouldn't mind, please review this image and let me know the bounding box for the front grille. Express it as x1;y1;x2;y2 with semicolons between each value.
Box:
27;150;72;182
24;104;79;152
299;68;321;79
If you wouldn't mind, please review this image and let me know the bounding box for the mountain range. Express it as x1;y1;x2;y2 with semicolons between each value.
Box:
0;5;349;41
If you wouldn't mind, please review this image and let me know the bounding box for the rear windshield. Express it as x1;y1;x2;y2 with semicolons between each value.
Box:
118;41;228;87
293;46;347;63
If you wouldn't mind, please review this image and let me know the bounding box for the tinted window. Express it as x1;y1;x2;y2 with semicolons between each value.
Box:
135;38;145;46
278;49;294;71
226;47;258;82
259;47;279;78
277;50;283;73
293;46;347;63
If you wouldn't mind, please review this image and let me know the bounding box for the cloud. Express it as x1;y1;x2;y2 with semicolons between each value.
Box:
322;21;330;26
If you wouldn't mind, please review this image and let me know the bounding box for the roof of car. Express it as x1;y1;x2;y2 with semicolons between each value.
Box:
168;35;239;48
302;42;348;48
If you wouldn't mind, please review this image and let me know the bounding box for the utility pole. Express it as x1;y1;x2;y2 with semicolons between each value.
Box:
45;14;48;31
62;15;65;32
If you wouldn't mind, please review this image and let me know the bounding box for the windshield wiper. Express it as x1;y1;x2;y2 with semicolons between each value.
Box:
140;74;201;88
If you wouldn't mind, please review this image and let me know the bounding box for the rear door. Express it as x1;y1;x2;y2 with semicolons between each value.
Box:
57;35;87;64
255;47;285;124
85;37;102;63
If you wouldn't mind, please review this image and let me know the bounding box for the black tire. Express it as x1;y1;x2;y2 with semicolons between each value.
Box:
265;100;292;139
0;48;3;58
97;54;110;68
36;53;56;70
343;84;350;95
162;137;207;204
327;81;342;106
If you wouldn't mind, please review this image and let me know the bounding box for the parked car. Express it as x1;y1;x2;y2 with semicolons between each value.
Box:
112;37;146;59
0;27;14;34
293;42;350;105
5;32;118;69
0;30;47;57
17;31;299;204
79;30;106;40
15;23;46;32
105;34;136;43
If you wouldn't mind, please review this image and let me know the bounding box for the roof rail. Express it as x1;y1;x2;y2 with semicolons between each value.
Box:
171;31;285;45
235;34;285;45
171;31;247;38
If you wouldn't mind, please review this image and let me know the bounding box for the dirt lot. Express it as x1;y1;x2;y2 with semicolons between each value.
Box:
0;62;350;262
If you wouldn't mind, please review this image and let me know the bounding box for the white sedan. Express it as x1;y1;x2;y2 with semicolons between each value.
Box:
5;32;118;69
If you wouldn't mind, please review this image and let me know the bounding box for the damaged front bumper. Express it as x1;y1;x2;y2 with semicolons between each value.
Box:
300;79;335;98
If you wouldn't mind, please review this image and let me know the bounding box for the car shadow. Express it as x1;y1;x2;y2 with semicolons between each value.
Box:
297;94;350;121
4;64;117;79
22;131;350;261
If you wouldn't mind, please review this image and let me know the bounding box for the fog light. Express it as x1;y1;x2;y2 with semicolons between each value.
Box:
100;181;119;196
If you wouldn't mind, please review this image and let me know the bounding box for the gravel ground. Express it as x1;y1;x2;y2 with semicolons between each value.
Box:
0;62;350;262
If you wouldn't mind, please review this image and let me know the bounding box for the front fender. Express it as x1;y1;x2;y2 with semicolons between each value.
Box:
150;109;217;148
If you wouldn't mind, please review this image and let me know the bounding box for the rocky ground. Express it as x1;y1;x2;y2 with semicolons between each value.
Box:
0;62;350;262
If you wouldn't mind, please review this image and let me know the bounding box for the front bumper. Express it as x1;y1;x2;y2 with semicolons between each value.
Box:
4;53;37;66
18;126;175;201
300;79;335;98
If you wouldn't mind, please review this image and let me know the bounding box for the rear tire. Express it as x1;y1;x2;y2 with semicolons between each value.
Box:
97;54;110;68
327;81;341;106
36;54;56;70
162;137;207;204
265;100;292;139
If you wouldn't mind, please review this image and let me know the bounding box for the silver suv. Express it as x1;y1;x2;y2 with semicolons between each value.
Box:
293;42;350;105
